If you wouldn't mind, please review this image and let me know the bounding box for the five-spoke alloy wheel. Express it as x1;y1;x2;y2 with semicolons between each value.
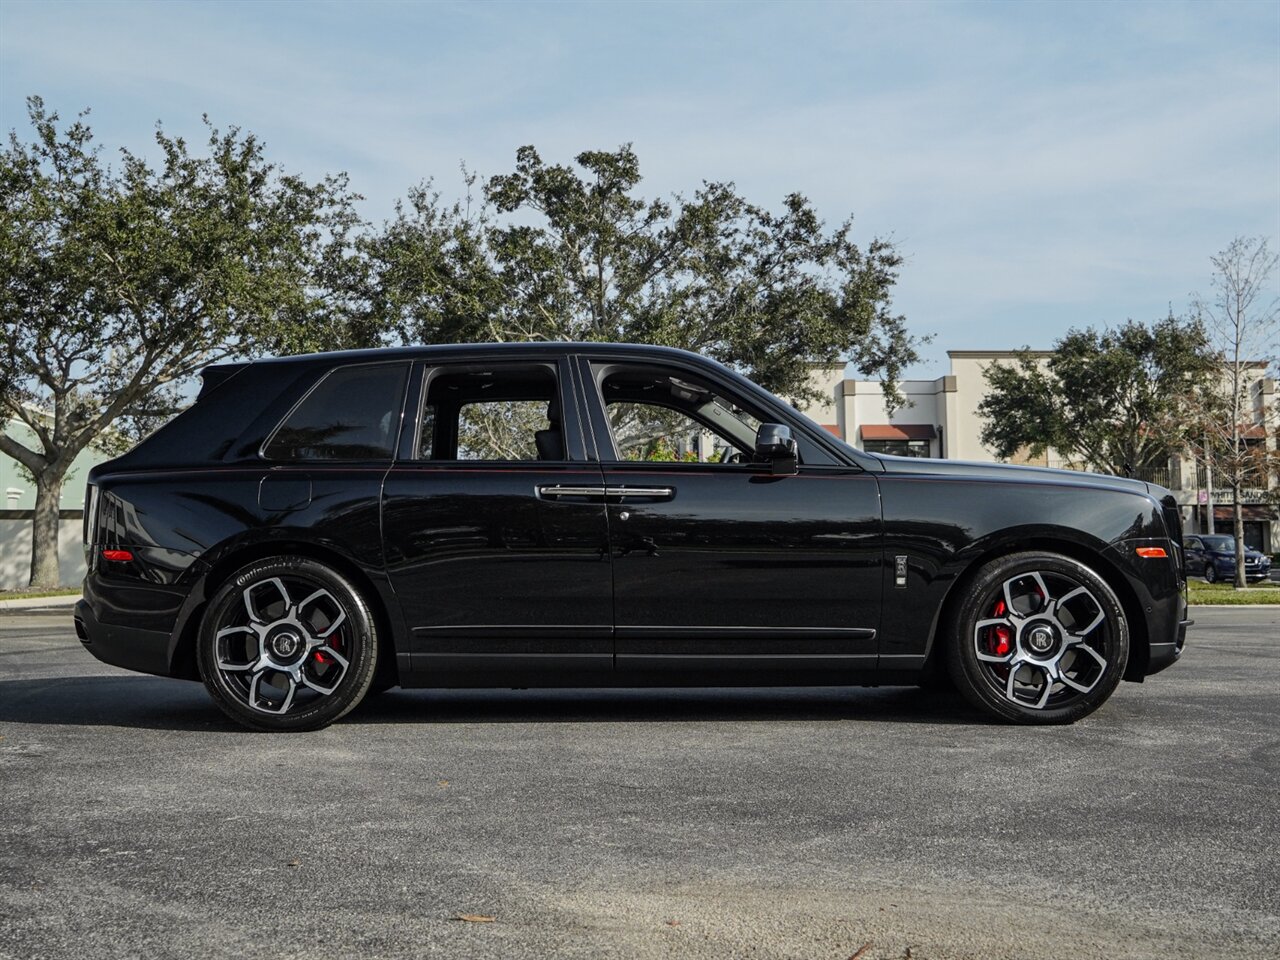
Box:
947;552;1129;724
197;557;379;731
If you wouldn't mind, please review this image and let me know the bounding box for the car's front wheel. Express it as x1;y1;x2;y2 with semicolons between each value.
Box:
946;552;1129;724
1204;564;1217;583
197;556;379;731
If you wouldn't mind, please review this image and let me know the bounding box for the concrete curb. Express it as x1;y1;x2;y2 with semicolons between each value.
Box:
3;593;1274;612
0;593;80;611
1189;603;1280;609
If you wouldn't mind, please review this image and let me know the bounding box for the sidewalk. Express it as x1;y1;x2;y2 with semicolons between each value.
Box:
0;593;80;611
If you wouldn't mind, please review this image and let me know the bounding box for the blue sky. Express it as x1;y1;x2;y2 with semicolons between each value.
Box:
2;0;1277;378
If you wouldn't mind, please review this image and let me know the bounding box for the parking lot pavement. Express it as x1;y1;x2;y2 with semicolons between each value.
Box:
1;608;1277;960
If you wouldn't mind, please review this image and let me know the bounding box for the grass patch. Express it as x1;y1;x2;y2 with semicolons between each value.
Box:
1188;579;1280;605
0;587;81;601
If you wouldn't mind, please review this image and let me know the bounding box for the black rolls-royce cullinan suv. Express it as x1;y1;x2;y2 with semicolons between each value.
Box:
76;343;1191;731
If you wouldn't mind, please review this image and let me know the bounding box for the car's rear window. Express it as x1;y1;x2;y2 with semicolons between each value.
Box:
264;362;410;461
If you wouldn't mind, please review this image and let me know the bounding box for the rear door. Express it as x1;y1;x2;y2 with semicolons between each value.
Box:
381;356;613;684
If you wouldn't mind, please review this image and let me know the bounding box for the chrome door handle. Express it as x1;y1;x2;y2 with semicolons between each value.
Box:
536;485;609;500
605;486;674;500
536;484;674;502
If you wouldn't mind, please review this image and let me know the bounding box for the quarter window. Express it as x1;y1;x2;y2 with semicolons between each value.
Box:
264;363;409;461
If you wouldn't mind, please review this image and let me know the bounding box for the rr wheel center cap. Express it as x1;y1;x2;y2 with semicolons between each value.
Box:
1026;624;1056;655
269;629;304;662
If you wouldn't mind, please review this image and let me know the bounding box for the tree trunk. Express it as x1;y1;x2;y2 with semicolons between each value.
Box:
29;470;66;589
1232;488;1246;590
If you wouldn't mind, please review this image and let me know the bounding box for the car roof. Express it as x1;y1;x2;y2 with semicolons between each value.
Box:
238;342;711;368
199;342;740;400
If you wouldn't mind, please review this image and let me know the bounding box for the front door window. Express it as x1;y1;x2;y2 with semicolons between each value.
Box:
594;364;764;466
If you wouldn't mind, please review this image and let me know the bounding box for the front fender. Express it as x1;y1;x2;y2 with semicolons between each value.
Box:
876;473;1168;666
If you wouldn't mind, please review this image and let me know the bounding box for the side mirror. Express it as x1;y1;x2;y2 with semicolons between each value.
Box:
754;423;798;476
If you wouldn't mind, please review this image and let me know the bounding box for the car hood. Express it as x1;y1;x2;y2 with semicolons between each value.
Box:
868;455;1158;497
1209;547;1267;559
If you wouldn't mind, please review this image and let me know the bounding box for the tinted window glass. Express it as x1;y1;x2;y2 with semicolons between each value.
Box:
418;363;562;461
607;401;746;463
594;365;763;465
265;363;409;461
1200;535;1235;551
457;400;550;460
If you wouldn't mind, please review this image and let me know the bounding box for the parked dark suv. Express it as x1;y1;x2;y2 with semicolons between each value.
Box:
78;343;1191;730
1182;534;1272;583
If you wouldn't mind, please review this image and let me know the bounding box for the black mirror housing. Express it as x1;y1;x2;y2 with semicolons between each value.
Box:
754;423;798;475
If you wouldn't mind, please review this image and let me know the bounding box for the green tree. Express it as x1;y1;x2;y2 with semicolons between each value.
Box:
1192;237;1280;588
367;145;922;405
977;315;1217;479
359;175;505;348
0;97;364;588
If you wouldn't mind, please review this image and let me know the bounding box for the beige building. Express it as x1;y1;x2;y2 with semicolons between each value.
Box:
1;413;112;590
798;352;1277;553
800;351;1069;466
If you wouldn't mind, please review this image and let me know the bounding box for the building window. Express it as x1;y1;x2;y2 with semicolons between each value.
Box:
863;439;931;458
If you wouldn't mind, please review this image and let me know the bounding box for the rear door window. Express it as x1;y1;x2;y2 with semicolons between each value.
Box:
415;363;567;462
264;362;410;461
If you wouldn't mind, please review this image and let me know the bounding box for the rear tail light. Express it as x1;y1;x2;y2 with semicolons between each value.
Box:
1136;546;1168;559
101;549;134;562
83;484;99;545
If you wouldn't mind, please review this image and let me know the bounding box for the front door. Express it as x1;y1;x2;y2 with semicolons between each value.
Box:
381;358;613;684
576;356;883;684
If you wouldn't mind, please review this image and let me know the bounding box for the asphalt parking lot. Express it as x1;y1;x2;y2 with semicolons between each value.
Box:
1;607;1277;960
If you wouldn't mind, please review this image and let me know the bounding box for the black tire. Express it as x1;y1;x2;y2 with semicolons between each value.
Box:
197;556;379;732
946;551;1129;725
1204;564;1217;584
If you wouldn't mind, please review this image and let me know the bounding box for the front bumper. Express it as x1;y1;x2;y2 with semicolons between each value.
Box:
1105;538;1188;681
1146;590;1191;676
1211;560;1271;581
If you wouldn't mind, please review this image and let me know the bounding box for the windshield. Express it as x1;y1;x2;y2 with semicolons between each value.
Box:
1201;535;1239;551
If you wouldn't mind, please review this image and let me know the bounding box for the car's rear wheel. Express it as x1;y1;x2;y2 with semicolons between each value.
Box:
197;556;379;732
946;552;1128;724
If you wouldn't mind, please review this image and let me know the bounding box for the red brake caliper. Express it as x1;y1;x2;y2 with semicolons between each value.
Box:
313;629;342;668
987;599;1012;657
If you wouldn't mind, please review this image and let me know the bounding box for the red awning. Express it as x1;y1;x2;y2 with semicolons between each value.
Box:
1211;505;1277;521
860;424;936;441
